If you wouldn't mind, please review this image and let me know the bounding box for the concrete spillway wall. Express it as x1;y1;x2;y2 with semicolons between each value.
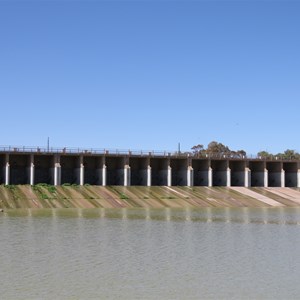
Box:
84;156;102;185
130;157;148;186
170;158;188;186
192;160;211;186
35;155;54;185
0;151;300;188
106;157;125;186
267;162;282;187
284;162;298;187
230;161;246;186
211;160;227;186
249;161;265;187
151;158;168;186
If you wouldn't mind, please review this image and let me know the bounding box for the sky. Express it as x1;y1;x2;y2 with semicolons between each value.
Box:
0;0;299;155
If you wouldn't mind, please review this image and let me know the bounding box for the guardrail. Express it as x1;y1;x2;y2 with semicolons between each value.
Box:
0;146;174;157
0;146;299;161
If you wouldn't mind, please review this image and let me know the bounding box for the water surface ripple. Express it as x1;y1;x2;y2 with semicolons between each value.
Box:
1;208;300;299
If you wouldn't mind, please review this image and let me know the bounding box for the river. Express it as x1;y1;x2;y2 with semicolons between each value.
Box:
1;207;300;299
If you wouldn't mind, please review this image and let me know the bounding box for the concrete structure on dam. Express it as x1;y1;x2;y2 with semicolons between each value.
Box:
0;147;300;188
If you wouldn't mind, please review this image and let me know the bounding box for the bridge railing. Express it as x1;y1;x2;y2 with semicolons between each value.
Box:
0;146;172;157
0;146;299;161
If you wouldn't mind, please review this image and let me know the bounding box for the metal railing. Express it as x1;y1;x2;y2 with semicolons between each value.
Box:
0;145;175;157
0;145;299;161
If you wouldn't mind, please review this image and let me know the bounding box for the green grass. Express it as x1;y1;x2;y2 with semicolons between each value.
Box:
120;193;129;200
4;185;16;190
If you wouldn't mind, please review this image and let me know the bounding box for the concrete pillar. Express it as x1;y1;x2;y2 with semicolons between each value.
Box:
167;166;172;187
80;163;84;186
226;167;231;187
281;169;285;188
5;163;10;185
102;165;107;186
245;168;251;187
208;167;213;187
124;165;131;186
297;169;300;188
30;163;35;185
187;166;194;187
29;154;34;185
264;168;268;188
147;165;151;187
54;163;61;186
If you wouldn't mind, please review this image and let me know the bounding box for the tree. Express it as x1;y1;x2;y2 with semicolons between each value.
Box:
276;149;300;160
231;150;247;158
207;141;230;155
191;141;247;157
191;144;204;155
257;151;272;158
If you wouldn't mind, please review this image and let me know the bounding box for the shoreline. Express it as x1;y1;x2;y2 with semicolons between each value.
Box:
1;185;300;210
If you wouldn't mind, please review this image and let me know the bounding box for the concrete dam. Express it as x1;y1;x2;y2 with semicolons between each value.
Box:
1;146;300;188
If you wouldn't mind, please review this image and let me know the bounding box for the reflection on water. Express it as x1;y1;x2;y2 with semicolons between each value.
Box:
4;207;300;225
2;207;300;299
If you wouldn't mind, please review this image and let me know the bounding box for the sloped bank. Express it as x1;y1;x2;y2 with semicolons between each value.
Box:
1;184;300;210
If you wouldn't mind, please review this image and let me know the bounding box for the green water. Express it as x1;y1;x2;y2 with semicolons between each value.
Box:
1;207;300;299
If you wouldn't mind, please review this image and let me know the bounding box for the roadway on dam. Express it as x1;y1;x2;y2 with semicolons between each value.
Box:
1;185;300;210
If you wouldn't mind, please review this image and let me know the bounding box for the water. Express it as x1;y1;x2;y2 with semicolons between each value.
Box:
1;207;300;299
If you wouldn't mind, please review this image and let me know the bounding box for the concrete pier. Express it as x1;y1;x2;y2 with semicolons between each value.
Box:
30;155;34;186
80;163;84;186
5;162;10;185
167;166;172;187
54;163;61;186
102;165;107;186
124;165;131;186
264;168;268;187
245;167;251;187
187;166;194;187
208;167;213;187
0;149;300;188
147;166;151;186
226;168;231;187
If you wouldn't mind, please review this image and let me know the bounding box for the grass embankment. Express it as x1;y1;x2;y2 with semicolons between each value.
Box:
1;184;300;210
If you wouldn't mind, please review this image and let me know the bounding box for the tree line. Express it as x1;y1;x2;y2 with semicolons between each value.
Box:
190;141;300;159
191;141;246;158
257;149;300;160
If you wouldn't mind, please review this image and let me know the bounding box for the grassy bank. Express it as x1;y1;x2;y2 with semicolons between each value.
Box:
1;185;300;210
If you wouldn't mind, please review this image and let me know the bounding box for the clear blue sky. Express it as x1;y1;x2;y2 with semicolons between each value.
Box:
1;0;299;155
